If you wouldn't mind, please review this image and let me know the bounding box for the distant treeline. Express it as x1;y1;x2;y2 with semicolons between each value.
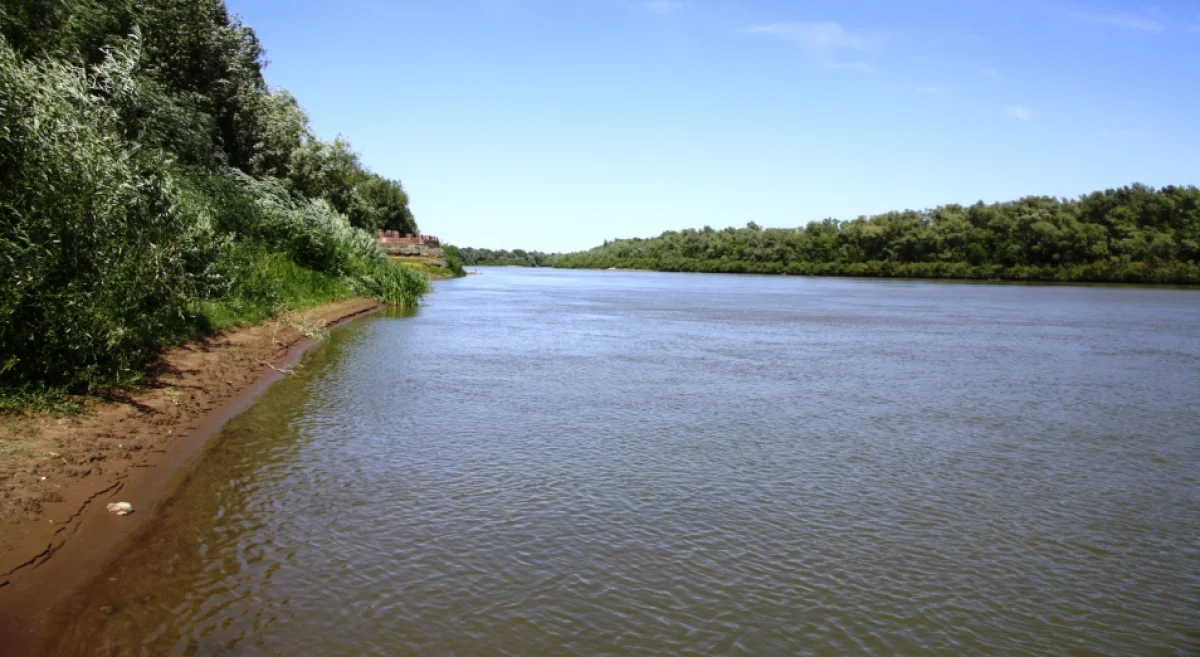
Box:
555;185;1200;283
458;247;560;267
1;0;426;399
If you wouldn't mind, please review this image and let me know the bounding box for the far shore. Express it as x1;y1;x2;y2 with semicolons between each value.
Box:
472;264;1200;288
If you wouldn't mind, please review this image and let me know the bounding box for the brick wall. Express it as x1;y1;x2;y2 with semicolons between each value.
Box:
376;230;440;247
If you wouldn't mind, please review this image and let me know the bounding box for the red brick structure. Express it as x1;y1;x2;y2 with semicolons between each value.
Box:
376;230;443;257
375;230;440;247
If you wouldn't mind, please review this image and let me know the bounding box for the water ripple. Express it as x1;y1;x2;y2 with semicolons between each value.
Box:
59;271;1200;656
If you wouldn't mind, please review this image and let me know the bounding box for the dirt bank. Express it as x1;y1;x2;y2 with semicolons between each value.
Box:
0;298;382;653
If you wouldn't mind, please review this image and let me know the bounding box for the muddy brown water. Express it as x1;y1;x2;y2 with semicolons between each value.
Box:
54;270;1200;655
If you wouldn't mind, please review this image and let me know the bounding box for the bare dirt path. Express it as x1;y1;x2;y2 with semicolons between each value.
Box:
0;298;382;654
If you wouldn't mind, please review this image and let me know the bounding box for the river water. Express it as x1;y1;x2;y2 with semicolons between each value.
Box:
60;270;1200;656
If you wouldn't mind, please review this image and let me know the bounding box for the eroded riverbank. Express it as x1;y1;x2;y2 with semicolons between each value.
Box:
0;298;384;654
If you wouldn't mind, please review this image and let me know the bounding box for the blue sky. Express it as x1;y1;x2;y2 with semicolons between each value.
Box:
228;0;1200;251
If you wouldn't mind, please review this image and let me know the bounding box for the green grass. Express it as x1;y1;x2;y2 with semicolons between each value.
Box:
196;249;358;332
194;247;428;333
0;248;428;411
391;259;455;278
0;385;82;415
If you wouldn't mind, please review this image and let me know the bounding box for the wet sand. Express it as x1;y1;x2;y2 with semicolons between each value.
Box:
0;299;383;655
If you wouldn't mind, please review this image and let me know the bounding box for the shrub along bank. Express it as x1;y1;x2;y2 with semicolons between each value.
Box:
0;1;427;403
457;247;560;268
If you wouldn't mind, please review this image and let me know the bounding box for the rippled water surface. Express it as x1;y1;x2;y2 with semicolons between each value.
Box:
62;270;1200;656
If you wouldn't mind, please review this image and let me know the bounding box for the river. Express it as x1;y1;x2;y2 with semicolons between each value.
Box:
58;269;1200;655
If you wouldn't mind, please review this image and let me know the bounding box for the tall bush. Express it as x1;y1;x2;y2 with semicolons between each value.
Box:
0;35;219;389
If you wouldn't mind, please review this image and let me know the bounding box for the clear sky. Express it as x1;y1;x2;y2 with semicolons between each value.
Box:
227;0;1200;252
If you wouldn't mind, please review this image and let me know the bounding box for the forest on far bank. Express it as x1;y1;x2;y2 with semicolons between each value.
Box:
554;184;1200;283
457;248;560;268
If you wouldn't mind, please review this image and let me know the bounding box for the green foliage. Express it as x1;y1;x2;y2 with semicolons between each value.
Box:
187;169;384;275
0;384;83;415
348;258;429;305
0;0;428;398
247;89;308;178
196;244;424;330
1;0;135;65
556;185;1200;283
196;245;355;331
391;259;457;279
355;174;417;234
285;136;417;233
441;245;466;277
0;35;220;389
458;247;560;267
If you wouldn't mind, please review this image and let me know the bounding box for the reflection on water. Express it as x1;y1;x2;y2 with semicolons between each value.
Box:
61;270;1200;656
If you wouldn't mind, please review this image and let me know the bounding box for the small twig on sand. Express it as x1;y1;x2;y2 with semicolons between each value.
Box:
259;360;300;376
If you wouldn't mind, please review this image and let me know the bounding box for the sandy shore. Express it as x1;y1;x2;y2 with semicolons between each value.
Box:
0;298;383;654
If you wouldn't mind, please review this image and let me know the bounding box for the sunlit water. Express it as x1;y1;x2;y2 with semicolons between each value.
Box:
61;270;1200;656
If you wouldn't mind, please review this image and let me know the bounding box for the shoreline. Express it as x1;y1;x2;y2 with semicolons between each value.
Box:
0;298;385;656
467;265;1200;289
548;265;1200;288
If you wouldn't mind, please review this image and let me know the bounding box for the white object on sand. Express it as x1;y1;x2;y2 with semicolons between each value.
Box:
106;502;134;516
